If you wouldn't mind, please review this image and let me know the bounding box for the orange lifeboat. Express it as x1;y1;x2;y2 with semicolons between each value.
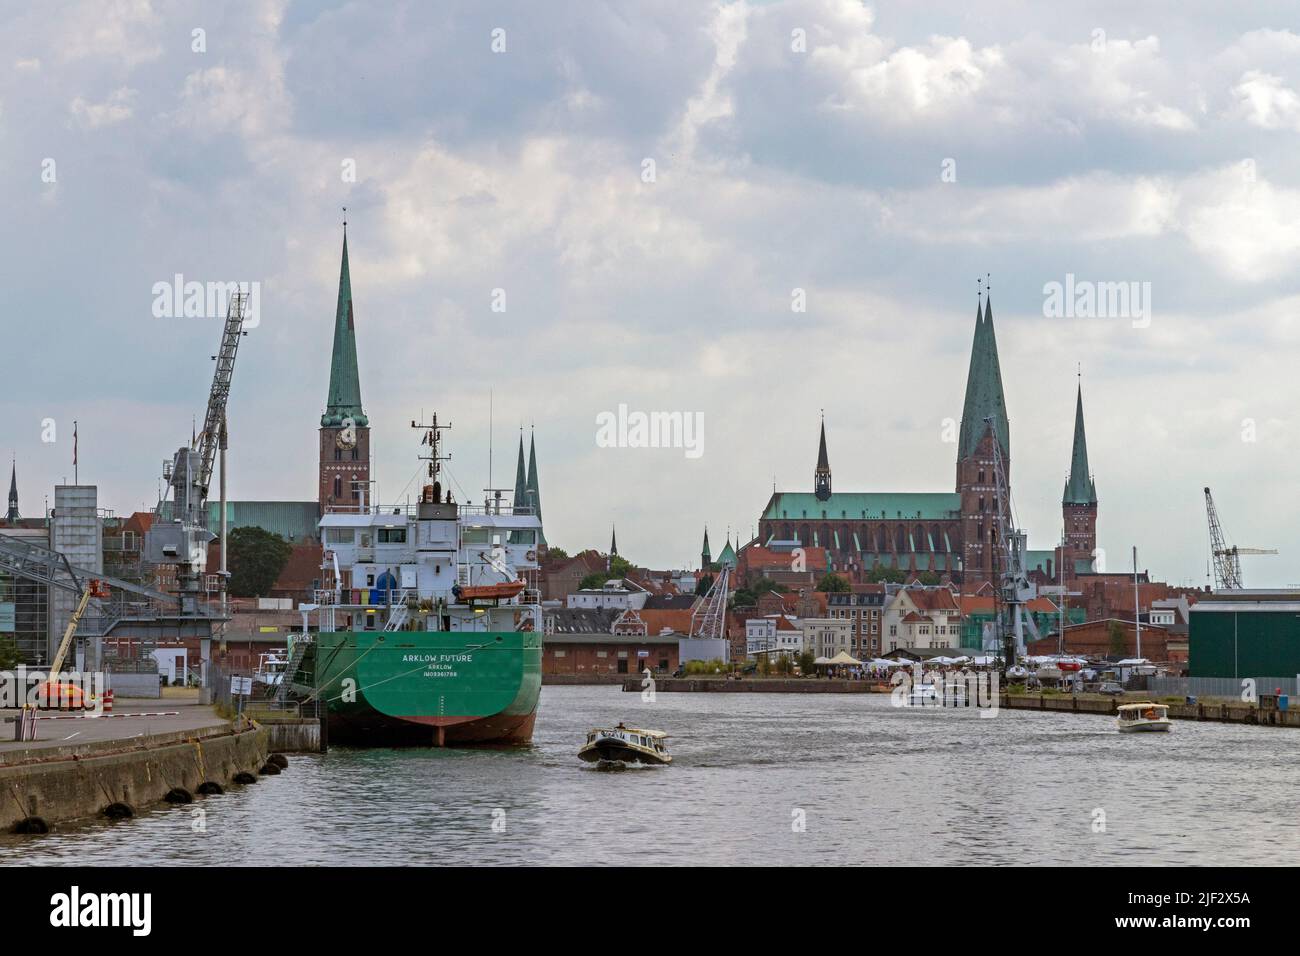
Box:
453;580;526;603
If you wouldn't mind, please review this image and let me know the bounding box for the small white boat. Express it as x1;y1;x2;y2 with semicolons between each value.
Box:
1117;701;1173;733
579;723;672;765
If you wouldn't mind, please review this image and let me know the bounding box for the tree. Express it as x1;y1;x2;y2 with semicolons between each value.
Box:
609;555;631;578
917;571;941;586
1107;621;1128;658
695;573;714;596
228;526;293;598
0;635;22;669
545;546;569;561
816;573;851;593
797;650;816;676
867;565;906;584
578;572;608;591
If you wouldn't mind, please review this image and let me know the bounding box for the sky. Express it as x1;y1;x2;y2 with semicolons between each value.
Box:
3;0;1300;585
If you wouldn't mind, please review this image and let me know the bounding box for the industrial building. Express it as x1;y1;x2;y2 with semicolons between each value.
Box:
1189;591;1300;679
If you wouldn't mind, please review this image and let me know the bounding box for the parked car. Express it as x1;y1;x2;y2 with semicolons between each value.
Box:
1097;682;1125;696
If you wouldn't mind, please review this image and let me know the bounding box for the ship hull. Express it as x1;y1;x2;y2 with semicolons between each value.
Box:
311;629;541;747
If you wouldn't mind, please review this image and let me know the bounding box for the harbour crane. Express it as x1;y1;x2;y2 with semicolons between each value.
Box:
144;291;251;615
986;416;1041;670
38;577;111;708
1204;487;1277;590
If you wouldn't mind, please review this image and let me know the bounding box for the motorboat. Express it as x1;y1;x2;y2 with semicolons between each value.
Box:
1117;701;1173;733
579;723;672;765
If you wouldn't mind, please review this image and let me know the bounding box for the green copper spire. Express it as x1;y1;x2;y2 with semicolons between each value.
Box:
526;430;545;546
1063;383;1097;505
512;433;528;510
5;460;17;522
957;294;1009;459
321;228;368;427
717;530;736;569
701;526;711;567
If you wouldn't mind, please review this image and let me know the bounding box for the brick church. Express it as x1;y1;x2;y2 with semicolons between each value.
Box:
756;294;1098;587
318;226;372;513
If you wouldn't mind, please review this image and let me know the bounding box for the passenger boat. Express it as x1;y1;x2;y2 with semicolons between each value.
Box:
579;724;672;765
1117;701;1173;733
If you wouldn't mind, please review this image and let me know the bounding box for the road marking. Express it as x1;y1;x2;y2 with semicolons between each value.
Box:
63;731;81;741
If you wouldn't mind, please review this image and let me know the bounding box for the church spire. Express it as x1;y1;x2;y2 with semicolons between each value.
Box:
1063;381;1097;505
512;431;528;510
526;428;545;547
701;525;711;568
321;224;368;427
610;525;618;556
814;412;832;501
957;290;1009;460
5;459;17;522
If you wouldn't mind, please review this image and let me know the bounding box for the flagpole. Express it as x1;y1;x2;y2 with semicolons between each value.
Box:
73;420;78;484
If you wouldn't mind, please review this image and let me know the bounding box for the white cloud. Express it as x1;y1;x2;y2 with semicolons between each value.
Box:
68;86;136;129
1230;70;1300;131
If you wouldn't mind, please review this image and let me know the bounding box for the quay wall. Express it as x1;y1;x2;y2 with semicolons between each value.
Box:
0;724;268;831
543;674;628;686
621;677;881;693
256;717;324;753
1001;695;1300;727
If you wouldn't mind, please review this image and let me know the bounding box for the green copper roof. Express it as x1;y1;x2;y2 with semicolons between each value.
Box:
717;538;736;567
1063;384;1097;505
957;296;1009;459
763;491;961;522
321;232;368;428
526;431;545;546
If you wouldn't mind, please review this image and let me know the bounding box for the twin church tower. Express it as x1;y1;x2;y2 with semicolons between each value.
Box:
760;293;1097;586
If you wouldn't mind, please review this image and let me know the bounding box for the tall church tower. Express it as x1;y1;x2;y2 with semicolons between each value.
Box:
955;292;1010;586
319;225;371;513
5;460;18;522
1060;381;1098;582
814;415;832;501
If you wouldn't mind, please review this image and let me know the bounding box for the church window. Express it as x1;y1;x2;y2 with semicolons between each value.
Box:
333;476;341;499
334;449;342;461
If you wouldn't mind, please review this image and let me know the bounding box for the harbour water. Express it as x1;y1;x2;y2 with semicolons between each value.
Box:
4;686;1297;866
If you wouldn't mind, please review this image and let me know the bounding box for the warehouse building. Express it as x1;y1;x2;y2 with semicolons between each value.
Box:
1189;591;1300;679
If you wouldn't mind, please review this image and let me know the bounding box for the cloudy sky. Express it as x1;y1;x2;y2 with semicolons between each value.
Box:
5;0;1300;585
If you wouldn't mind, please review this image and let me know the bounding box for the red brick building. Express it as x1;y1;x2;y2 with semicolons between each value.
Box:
542;634;679;675
1029;618;1174;663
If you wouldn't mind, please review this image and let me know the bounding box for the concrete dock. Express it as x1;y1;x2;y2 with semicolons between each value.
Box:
0;700;270;832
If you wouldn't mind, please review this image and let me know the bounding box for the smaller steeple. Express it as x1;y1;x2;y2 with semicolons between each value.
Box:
814;412;832;501
511;431;528;511
610;525;618;556
717;529;737;569
701;526;712;568
1063;380;1097;505
526;427;545;547
5;459;18;522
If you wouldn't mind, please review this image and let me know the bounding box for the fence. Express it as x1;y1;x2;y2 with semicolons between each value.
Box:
208;661;321;719
1148;675;1299;699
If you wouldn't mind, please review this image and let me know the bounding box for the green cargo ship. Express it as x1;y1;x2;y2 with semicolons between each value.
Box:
310;628;542;746
290;416;545;747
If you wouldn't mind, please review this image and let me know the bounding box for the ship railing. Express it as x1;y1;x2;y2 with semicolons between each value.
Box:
457;503;536;517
